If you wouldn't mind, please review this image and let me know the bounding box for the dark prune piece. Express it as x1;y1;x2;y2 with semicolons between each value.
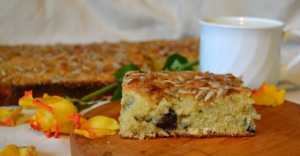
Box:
156;109;177;130
246;125;256;133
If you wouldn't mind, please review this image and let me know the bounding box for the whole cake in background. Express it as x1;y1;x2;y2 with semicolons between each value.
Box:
119;71;261;140
0;38;199;106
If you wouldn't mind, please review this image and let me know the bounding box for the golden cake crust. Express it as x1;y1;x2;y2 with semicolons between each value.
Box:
122;71;251;105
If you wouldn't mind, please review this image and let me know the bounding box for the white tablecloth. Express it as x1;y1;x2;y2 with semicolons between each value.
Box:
0;0;300;155
0;101;109;156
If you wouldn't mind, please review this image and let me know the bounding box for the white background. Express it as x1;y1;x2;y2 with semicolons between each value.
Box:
0;0;300;44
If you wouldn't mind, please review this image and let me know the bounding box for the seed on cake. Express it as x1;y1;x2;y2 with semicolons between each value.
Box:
132;73;145;76
170;87;179;92
185;79;194;83
140;76;146;80
225;78;232;81
25;73;34;78
183;70;194;73
217;88;226;97
178;89;192;94
163;80;180;85
164;89;173;95
230;87;242;91
16;67;24;72
157;72;169;77
205;90;215;101
191;90;197;94
112;62;121;68
195;90;205;100
209;82;221;88
126;71;137;76
174;84;183;87
12;79;17;85
1;70;6;76
2;76;12;83
124;78;133;84
198;87;210;91
194;76;204;79
223;85;230;89
140;88;149;93
177;76;185;82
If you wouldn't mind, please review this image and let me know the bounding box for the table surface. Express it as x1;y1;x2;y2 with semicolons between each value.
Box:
1;98;300;156
70;100;300;156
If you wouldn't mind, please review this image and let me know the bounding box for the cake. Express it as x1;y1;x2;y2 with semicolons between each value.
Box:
119;71;261;140
0;38;199;106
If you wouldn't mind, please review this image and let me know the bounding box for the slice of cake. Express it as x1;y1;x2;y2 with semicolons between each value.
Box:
119;71;261;140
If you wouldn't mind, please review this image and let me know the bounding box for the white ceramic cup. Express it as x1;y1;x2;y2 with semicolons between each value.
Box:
199;17;286;89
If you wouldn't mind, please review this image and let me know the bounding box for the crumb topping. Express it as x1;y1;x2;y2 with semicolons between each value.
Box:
123;71;250;101
0;38;199;86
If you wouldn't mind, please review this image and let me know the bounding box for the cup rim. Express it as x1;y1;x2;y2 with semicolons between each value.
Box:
199;16;284;29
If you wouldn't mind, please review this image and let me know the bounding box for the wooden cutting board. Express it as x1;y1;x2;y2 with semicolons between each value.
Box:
70;100;300;156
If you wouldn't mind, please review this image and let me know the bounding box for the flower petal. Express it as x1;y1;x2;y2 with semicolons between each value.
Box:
70;115;120;139
80;116;120;130
33;100;53;113
29;107;56;133
19;90;38;109
41;96;78;134
28;115;40;131
68;112;86;129
0;144;36;156
0;108;22;127
74;128;116;139
27;93;78;138
252;83;286;106
42;93;50;98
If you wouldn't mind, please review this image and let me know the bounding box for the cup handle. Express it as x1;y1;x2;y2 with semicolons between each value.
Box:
280;29;300;79
282;29;300;44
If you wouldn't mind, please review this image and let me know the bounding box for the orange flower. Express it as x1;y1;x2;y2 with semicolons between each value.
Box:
252;83;286;106
18;91;78;138
0;108;22;127
68;112;119;139
19;90;38;109
0;144;36;156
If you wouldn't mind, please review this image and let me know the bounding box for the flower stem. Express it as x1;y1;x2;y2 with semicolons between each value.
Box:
81;83;118;101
